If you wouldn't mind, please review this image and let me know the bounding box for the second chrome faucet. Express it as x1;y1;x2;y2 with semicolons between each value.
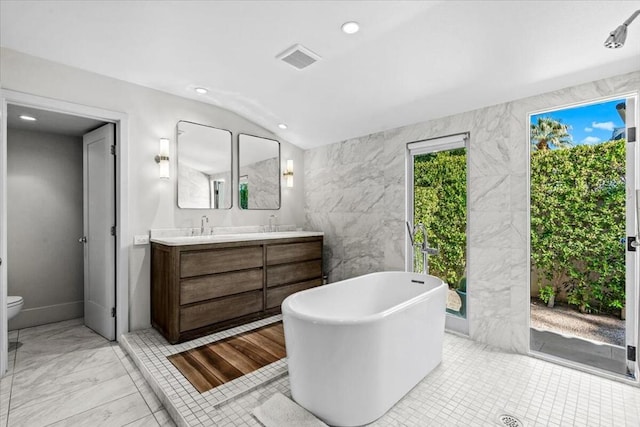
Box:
268;214;278;232
200;215;209;235
406;221;438;274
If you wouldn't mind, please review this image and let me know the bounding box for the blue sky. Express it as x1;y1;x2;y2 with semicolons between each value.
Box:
531;99;625;146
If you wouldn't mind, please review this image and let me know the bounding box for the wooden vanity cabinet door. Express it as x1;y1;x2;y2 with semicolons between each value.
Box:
266;279;321;309
180;291;263;332
267;260;322;287
265;238;324;310
181;246;262;278
180;268;263;305
266;241;322;265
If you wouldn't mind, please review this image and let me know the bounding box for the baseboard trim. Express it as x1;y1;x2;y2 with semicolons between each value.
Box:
8;301;83;330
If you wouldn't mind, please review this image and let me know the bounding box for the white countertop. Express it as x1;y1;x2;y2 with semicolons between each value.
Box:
150;231;324;246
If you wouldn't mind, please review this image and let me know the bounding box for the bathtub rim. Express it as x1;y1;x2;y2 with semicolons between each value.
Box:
281;271;446;326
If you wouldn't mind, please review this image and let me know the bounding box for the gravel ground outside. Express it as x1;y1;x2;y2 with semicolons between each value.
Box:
530;299;624;346
447;289;461;311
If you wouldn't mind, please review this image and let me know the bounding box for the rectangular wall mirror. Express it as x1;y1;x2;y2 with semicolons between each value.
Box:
238;134;281;210
177;120;232;209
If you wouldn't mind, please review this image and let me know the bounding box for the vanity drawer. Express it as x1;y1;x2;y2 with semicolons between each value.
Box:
180;246;263;278
266;279;321;309
180;290;263;332
267;260;322;287
180;268;263;305
266;241;322;266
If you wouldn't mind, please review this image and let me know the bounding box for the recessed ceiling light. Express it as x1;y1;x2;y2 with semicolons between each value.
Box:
19;115;36;121
278;123;288;130
194;87;208;94
341;21;360;34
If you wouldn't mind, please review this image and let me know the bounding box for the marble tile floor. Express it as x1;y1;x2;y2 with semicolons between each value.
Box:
123;315;640;427
1;318;175;427
531;328;627;376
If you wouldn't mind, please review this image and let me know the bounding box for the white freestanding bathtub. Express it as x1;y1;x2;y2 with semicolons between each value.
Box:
282;271;447;427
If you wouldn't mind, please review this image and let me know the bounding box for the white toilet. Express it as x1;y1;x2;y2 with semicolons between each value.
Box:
7;296;24;321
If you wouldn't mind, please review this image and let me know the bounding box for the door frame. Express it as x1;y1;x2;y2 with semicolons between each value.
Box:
0;89;130;376
526;92;639;383
405;132;470;335
625;94;638;380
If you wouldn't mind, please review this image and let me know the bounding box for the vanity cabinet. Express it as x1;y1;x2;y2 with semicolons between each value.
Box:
266;242;323;309
151;235;323;343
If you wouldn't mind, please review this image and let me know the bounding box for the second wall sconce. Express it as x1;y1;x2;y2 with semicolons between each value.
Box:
283;159;294;188
155;138;170;180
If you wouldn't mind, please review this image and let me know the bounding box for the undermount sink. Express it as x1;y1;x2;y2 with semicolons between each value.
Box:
150;231;323;246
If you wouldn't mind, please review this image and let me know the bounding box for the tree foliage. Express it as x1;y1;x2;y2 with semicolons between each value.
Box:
414;148;467;286
531;117;573;151
530;139;626;313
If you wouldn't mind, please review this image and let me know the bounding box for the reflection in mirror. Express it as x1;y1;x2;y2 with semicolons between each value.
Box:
177;121;232;209
238;134;280;210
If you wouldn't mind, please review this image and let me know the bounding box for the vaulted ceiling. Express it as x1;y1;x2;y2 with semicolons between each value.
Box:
1;1;638;149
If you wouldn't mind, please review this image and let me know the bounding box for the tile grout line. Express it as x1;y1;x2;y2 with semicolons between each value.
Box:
40;392;141;427
7;357;133;414
120;335;188;427
152;409;174;427
210;370;288;410
7;324;150;427
4;330;19;427
111;344;161;424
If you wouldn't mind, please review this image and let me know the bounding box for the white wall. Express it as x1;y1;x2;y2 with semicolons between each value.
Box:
305;70;640;353
7;128;84;329
0;48;306;331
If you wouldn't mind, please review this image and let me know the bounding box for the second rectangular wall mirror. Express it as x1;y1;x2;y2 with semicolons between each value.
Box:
238;134;281;210
177;121;232;209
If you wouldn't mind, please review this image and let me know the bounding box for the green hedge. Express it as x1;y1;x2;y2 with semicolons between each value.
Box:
530;139;626;313
414;148;467;286
413;140;626;313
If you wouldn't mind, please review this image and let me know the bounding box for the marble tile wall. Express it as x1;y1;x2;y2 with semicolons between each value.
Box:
177;163;211;209
240;157;280;209
304;71;640;353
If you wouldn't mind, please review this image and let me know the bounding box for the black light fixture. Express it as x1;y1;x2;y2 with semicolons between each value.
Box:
604;10;640;48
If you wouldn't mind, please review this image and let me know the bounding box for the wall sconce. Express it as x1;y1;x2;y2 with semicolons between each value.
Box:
283;159;294;188
155;138;170;180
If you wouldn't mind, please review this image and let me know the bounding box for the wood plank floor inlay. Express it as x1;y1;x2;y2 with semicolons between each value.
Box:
168;322;285;393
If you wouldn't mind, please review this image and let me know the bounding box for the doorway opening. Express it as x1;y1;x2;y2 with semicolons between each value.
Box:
528;95;638;378
406;133;469;335
1;90;130;377
6;104;116;341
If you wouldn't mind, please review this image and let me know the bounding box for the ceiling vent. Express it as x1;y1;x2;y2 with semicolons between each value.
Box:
276;44;321;70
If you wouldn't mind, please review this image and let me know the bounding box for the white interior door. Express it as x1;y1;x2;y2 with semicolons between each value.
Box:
83;123;115;340
626;96;638;378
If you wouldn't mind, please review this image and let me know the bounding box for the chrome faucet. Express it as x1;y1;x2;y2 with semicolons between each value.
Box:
200;215;209;235
268;214;278;232
406;221;438;274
